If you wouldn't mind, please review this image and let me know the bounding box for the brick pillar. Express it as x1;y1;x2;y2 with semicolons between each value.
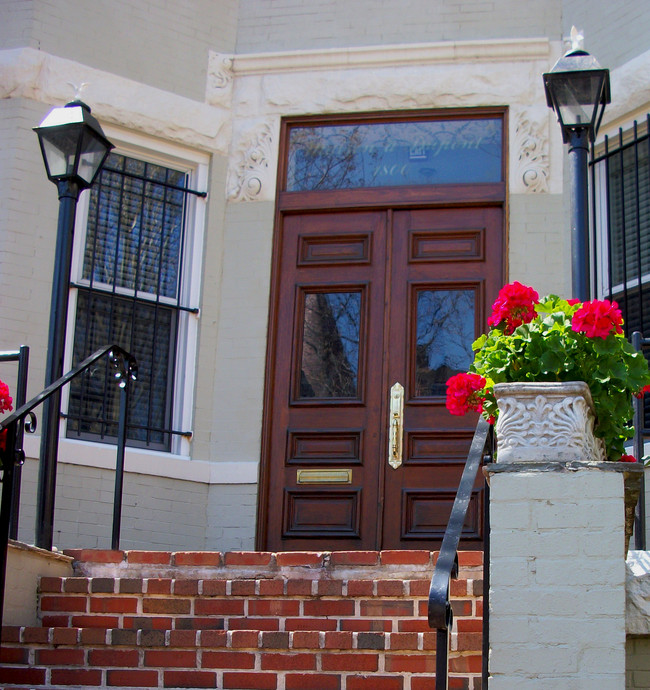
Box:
486;461;642;689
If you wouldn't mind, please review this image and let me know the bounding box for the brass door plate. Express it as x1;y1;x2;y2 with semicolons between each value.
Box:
297;469;352;484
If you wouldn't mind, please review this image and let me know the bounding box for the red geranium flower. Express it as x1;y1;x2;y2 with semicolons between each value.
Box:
0;380;12;414
635;384;650;399
619;454;637;463
487;282;539;335
571;299;623;339
446;372;487;416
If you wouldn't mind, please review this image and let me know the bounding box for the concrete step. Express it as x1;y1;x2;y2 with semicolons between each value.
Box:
0;549;484;690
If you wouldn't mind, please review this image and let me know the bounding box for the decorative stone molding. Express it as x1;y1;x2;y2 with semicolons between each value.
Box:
0;47;231;153
513;110;549;193
227;122;276;202
206;51;234;108
494;381;607;463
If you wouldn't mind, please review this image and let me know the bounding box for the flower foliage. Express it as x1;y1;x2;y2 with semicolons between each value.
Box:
447;282;650;461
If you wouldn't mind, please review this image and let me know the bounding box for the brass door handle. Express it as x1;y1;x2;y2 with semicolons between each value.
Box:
388;382;404;469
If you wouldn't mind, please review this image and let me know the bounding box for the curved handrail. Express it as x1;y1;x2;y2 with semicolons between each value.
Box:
0;344;136;434
428;415;491;630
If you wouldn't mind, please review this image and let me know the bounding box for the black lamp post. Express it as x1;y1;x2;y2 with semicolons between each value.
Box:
543;34;610;301
33;100;113;549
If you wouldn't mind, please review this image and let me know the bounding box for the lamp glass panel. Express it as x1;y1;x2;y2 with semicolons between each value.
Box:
552;73;603;128
77;129;110;185
39;126;83;178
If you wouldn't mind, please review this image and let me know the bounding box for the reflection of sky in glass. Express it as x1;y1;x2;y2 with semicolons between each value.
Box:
416;290;474;396
300;292;361;398
287;118;502;191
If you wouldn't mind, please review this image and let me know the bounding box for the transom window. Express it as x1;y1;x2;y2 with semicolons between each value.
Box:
286;116;503;191
66;148;205;452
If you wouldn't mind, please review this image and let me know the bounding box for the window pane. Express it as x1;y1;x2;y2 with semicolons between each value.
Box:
82;153;184;299
67;291;176;449
299;291;361;398
287;118;503;191
415;289;475;397
606;141;650;287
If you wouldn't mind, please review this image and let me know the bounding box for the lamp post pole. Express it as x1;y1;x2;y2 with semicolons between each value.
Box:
543;28;610;301
35;180;81;549
33;100;113;550
567;128;591;302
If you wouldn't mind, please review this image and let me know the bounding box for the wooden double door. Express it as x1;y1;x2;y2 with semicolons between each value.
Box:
259;203;503;551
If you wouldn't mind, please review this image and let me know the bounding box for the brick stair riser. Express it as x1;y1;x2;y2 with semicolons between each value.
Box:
37;574;481;634
1;550;483;690
1;626;482;689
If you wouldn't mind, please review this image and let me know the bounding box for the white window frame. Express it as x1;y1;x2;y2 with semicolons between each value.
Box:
62;126;208;457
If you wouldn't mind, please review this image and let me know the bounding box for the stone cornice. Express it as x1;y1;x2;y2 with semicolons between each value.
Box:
231;37;552;76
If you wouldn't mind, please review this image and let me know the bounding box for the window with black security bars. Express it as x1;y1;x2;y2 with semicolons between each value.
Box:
67;152;194;450
592;116;650;427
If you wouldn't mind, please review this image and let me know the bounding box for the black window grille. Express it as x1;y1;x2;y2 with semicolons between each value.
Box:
592;116;650;427
592;116;650;333
66;153;195;450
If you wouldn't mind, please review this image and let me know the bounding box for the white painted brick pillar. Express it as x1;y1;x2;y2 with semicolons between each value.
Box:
486;461;643;689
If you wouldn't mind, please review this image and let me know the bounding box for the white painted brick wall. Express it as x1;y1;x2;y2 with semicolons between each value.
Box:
508;193;570;298
562;0;650;70
9;457;257;552
236;0;562;53
2;0;239;101
489;466;627;688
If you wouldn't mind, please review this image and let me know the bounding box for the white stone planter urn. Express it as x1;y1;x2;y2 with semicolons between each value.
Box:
493;381;607;463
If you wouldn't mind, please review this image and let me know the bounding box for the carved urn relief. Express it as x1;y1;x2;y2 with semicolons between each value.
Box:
493;381;607;463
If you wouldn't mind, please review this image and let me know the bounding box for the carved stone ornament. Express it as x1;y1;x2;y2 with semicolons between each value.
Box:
513;111;549;193
228;123;275;202
494;381;607;463
205;52;234;107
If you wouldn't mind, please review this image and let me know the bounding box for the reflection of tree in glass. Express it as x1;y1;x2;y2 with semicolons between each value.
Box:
82;154;182;299
415;290;474;397
300;292;360;398
288;127;378;191
287;119;502;191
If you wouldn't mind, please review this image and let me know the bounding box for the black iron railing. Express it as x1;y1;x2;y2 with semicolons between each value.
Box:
0;347;30;541
0;344;136;644
633;331;649;550
428;416;493;689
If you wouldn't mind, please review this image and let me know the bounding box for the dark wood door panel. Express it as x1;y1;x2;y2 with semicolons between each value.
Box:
380;206;503;549
262;210;387;551
260;204;503;551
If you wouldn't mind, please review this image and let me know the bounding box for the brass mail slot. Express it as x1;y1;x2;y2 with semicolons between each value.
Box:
297;469;352;484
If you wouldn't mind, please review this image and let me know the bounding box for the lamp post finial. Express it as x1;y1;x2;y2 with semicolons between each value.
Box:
570;26;585;52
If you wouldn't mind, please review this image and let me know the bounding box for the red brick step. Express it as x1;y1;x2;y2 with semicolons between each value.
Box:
1;549;483;690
